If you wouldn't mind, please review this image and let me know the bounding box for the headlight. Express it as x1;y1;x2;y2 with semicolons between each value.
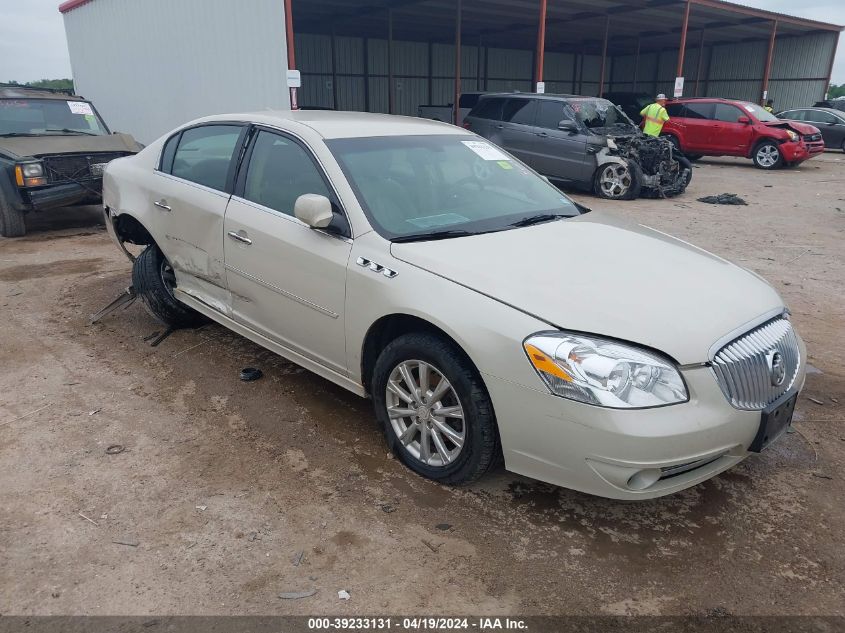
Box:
787;131;799;142
20;162;44;178
523;332;688;409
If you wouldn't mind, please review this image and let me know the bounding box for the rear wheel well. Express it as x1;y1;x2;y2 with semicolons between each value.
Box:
111;211;154;246
361;314;476;395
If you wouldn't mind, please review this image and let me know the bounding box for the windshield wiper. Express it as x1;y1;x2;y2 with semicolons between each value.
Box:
391;229;474;243
0;132;39;137
44;128;98;136
509;213;568;228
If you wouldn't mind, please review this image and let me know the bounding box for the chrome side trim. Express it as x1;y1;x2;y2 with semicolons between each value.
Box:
225;265;339;319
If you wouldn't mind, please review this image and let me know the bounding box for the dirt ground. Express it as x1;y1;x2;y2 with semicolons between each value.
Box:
1;153;844;617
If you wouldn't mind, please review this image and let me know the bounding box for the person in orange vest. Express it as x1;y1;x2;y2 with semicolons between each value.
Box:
640;94;670;137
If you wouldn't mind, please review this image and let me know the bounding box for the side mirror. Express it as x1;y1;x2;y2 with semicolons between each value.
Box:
737;116;751;124
558;120;577;132
294;194;333;228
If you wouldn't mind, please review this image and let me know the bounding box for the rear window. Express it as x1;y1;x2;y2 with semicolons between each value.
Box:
683;103;715;120
471;97;505;120
170;124;242;191
503;99;537;125
666;103;685;117
459;93;481;109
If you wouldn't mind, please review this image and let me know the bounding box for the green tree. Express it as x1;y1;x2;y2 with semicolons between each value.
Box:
828;83;845;99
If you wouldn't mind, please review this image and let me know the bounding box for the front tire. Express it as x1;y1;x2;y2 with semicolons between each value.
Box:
753;141;783;170
372;333;499;485
0;192;26;238
132;245;203;327
594;161;642;200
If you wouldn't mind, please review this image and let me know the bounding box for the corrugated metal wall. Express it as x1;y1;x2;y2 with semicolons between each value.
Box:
297;27;837;116
62;0;290;144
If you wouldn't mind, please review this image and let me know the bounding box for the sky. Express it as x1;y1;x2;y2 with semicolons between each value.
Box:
1;0;844;84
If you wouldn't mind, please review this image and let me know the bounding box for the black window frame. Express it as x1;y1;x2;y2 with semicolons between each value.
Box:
469;96;506;121
233;125;351;239
682;102;716;120
157;122;249;194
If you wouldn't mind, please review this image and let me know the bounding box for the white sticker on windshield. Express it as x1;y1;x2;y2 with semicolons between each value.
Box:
68;101;94;116
744;104;755;112
461;140;510;161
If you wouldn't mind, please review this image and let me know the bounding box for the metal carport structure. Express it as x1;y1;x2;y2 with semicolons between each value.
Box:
288;0;843;116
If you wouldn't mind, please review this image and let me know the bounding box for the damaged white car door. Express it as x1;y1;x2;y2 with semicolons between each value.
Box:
153;123;247;311
222;128;352;375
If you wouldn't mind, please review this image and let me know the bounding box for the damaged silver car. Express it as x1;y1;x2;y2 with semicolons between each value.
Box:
464;93;692;200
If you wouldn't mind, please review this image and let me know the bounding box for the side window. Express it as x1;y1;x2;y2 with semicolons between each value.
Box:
536;100;570;130
666;104;685;117
159;133;180;173
471;97;505;120
782;110;804;121
684;103;715;120
806;110;837;124
171;125;242;191
243;130;333;217
714;104;745;123
459;93;481;109
503;99;538;125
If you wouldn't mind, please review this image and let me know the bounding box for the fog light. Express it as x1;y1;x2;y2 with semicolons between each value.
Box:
627;468;661;491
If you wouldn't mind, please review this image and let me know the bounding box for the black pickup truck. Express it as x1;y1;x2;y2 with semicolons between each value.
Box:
0;85;142;237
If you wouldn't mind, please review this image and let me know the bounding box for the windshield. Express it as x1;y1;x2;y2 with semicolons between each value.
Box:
326;135;580;240
0;98;109;136
738;101;778;123
570;98;636;132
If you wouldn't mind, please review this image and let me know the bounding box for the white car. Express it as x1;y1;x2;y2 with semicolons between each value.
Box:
103;111;806;500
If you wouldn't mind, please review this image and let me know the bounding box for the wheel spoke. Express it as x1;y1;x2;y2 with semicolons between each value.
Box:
418;423;431;464
431;418;464;447
433;405;463;419
418;362;430;400
398;422;418;446
398;363;420;402
430;427;452;464
387;380;415;405
388;406;417;419
428;375;450;404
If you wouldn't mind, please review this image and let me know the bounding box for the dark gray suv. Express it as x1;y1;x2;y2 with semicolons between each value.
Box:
464;93;691;200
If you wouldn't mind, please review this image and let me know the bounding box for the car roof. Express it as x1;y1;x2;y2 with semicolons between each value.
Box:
478;92;606;101
193;110;471;140
782;106;843;115
0;85;85;101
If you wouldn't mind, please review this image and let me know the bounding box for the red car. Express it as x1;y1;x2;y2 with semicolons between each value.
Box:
661;98;824;169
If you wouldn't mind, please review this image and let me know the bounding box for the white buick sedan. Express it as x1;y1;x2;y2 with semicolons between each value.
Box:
103;111;805;499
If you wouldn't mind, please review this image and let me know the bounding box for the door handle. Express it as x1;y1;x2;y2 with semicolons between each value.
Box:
227;230;252;245
495;124;504;129
536;132;549;137
154;199;171;211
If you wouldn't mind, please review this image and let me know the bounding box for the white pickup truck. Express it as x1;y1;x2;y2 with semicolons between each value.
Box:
417;92;485;126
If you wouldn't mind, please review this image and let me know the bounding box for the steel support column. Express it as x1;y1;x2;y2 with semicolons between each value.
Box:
534;0;548;91
283;0;297;109
761;19;778;104
454;0;462;124
388;8;394;114
599;16;610;97
694;29;706;96
826;34;841;99
676;0;692;81
330;23;338;109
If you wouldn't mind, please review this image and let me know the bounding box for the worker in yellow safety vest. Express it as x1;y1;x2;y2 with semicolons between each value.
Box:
640;94;670;137
764;99;775;113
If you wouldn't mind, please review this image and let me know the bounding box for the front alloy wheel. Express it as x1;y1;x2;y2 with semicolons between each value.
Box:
372;332;500;485
386;360;466;467
754;142;782;169
594;161;642;200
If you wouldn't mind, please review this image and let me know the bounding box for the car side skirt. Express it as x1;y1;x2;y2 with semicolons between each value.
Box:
174;289;368;398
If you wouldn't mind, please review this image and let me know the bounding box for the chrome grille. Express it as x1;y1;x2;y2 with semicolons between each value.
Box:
711;318;801;410
803;133;822;143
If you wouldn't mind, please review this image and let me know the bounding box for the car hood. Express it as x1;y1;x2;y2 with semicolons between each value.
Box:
0;133;140;159
763;120;820;135
390;212;784;365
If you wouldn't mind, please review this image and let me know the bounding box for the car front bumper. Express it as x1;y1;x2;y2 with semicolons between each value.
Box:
485;340;806;500
19;180;103;212
781;140;824;163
